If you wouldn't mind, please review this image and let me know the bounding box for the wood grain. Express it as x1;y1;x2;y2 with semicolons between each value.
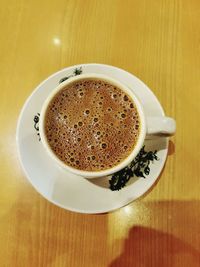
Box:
0;0;199;266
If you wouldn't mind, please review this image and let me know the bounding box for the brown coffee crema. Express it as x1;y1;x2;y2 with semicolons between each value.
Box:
45;79;140;171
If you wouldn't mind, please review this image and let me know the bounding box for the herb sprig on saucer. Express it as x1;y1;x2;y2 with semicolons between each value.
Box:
109;146;158;191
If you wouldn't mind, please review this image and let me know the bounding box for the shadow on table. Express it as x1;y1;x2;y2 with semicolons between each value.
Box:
1;192;200;266
109;226;200;267
109;200;200;267
168;140;175;155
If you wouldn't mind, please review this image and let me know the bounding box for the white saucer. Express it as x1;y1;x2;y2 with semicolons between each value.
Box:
16;64;168;214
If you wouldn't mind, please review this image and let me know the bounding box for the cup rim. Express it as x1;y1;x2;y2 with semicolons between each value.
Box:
39;73;146;178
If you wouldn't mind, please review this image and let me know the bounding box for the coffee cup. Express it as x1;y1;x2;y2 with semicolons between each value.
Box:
39;73;175;178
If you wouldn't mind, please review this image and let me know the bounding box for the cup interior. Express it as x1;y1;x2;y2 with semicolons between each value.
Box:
39;73;146;178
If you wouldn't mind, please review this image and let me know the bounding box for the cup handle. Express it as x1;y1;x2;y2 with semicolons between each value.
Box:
146;117;176;138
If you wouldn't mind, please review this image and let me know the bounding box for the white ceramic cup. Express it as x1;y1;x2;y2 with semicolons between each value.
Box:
39;73;176;178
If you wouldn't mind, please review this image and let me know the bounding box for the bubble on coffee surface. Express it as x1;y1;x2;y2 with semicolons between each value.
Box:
45;78;140;171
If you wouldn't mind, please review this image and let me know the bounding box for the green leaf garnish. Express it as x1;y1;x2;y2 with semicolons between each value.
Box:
109;146;158;191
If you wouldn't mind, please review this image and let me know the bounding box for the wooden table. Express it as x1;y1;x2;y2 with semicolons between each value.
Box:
0;0;199;266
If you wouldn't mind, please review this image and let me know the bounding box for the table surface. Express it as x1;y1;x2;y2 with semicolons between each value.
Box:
0;0;200;266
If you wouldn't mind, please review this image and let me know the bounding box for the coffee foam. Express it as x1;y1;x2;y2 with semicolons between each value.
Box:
45;79;140;171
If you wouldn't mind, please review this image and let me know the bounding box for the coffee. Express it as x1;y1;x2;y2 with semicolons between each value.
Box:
44;78;140;171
